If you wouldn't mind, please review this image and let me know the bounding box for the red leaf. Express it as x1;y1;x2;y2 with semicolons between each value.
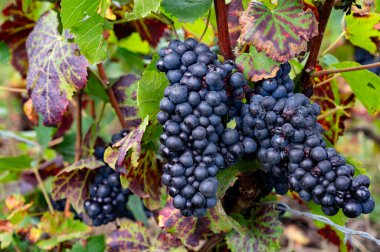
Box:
0;0;35;77
227;0;243;48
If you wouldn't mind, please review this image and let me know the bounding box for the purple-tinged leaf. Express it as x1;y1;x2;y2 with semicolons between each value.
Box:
227;0;243;48
26;11;89;126
51;157;103;213
239;0;318;62
158;199;211;249
112;74;141;130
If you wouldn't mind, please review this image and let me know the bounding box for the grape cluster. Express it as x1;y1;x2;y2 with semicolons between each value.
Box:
84;142;134;226
156;39;257;216
245;63;375;217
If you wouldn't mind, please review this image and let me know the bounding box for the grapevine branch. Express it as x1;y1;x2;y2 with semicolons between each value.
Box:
74;91;83;162
311;62;380;77
301;0;335;96
214;0;233;60
265;202;380;246
348;127;380;146
97;63;127;129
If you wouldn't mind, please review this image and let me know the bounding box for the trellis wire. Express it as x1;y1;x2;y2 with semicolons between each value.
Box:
261;201;380;246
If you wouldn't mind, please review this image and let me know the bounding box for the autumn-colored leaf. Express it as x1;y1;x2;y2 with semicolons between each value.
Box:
124;150;162;209
317;225;341;247
5;194;27;211
114;116;149;167
23;98;39;125
0;0;34;77
236;45;280;82
26;11;89;126
227;0;243;48
158;199;211;249
112;74;141;129
225;205;282;252
52;157;104;213
107;219;186;252
239;0;318;62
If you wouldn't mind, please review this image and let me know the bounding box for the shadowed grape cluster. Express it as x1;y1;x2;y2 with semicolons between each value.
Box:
156;39;257;216
245;63;375;218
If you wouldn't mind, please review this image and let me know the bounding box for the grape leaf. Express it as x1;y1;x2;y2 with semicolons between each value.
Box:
332;61;380;114
0;155;32;171
122;149;163;209
239;0;318;62
112;74;141;129
137;55;169;120
158;199;211;249
124;0;161;20
113;116;149;167
37;212;89;250
207;202;246;234
60;0;108;64
227;0;244;48
25;11;89;126
225;205;282;252
161;0;212;23
107;219;185;252
0;0;34;77
51;157;104;213
345;12;380;54
236;45;281;82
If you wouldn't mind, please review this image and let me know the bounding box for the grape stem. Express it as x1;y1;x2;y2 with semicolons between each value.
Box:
214;0;234;60
199;9;211;42
311;62;380;77
0;86;27;93
96;63;127;129
33;167;54;213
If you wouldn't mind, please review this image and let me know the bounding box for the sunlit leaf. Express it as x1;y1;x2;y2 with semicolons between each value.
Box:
239;0;318;62
236;45;281;82
161;0;212;23
26;11;89;126
124;0;161;20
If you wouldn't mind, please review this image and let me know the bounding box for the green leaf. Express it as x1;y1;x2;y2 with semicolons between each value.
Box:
71;14;107;64
127;195;149;226
37;212;89;250
137;56;169;119
345;12;380;54
86;235;106;252
161;0;212;23
125;0;161;20
0;41;10;64
225;205;282;252
35;116;54;152
236;45;281;82
0;155;32;171
0;232;13;249
239;0;318;62
60;0;108;64
85;73;109;102
52;157;104;213
332;61;380;114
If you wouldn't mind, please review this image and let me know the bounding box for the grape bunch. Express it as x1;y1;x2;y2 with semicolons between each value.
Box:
244;63;375;218
156;38;257;216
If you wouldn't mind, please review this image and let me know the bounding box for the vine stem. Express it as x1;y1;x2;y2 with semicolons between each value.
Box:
321;31;345;56
0;86;27;93
304;0;335;72
33;167;54;213
214;0;233;60
311;62;380;77
301;0;335;95
199;233;225;252
314;73;340;88
97;63;127;129
199;9;211;42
